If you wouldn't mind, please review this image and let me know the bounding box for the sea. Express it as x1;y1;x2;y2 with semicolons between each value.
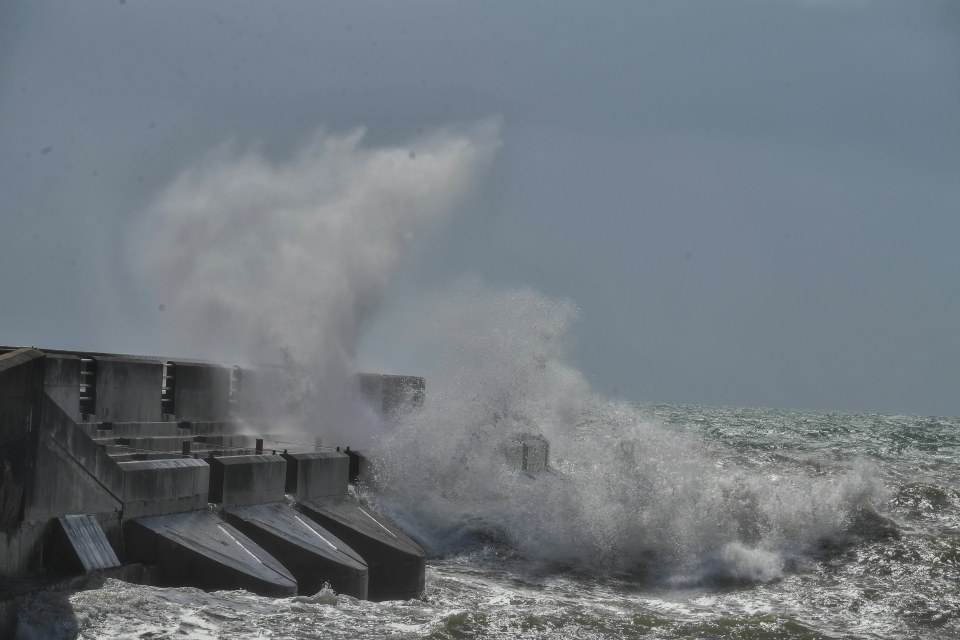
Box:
14;402;960;639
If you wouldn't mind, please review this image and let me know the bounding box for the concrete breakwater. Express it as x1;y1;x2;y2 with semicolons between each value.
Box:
0;345;428;631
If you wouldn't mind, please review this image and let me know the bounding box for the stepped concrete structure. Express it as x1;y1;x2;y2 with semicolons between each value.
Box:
0;344;427;625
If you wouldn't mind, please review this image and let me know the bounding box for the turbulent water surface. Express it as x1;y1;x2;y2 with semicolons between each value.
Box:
17;404;960;639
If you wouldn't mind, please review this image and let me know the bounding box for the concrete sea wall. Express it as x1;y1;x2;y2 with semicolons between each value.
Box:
0;345;433;614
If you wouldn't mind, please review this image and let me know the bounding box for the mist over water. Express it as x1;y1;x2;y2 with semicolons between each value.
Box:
127;122;499;443
367;280;887;586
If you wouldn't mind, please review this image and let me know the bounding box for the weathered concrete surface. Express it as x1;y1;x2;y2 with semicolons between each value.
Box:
26;395;124;522
46;514;121;574
0;348;44;532
344;448;368;484
42;354;81;422
298;496;425;601
208;455;286;507
125;510;297;596
93;357;163;423
118;458;209;519
283;451;349;500
171;362;231;421
75;421;231;439
223;502;368;598
2;351;125;577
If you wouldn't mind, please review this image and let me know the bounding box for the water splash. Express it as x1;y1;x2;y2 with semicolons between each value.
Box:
128;122;499;443
367;280;886;585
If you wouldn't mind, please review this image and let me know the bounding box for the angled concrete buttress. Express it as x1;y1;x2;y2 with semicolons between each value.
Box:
119;458;297;596
126;510;297;597
288;451;426;601
210;454;369;598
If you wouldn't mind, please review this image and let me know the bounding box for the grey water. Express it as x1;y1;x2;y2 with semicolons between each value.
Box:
16;403;959;639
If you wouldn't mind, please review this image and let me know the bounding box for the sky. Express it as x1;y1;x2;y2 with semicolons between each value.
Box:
1;0;958;416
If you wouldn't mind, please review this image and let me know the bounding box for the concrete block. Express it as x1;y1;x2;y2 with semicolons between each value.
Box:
125;510;297;597
171;362;231;421
93;357;163;423
43;354;81;422
223;502;368;598
208;455;286;507
0;348;45;531
119;458;209;518
282;451;349;500
298;496;425;601
45;514;121;575
24;395;124;522
359;373;425;420
501;433;550;473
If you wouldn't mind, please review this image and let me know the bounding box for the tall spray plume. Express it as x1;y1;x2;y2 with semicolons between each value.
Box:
129;122;499;443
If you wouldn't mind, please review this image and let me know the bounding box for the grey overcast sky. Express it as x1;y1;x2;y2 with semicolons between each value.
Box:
1;1;958;416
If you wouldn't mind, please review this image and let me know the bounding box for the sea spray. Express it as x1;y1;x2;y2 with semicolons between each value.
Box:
128;123;499;445
366;280;886;585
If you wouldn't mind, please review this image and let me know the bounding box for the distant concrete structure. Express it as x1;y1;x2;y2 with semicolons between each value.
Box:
501;433;550;474
0;345;428;617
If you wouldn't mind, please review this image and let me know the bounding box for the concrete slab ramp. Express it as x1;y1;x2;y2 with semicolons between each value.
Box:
126;510;297;597
48;514;121;574
298;496;424;601
223;502;368;599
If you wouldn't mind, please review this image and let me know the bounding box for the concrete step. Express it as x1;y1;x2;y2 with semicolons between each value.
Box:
114;436;210;452
110;452;184;462
77;420;237;439
195;434;257;448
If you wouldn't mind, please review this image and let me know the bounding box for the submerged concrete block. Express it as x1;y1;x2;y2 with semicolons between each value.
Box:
119;458;209;518
283;451;349;500
298;496;425;601
125;510;297;597
223;502;368;598
208;455;286;507
501;433;550;473
358;373;425;420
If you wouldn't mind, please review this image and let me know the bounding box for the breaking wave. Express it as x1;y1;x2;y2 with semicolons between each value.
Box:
365;279;888;586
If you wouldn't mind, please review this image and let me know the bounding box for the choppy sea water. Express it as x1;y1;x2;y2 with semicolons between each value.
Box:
16;403;960;639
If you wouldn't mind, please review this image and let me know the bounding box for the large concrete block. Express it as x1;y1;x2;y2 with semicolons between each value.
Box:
125;510;297;597
223;502;368;598
93;357;163;423
298;496;425;601
24;395;124;522
171;362;231;422
358;374;425;420
208;455;286;507
43;354;81;422
522;436;550;473
501;433;550;473
282;451;349;500
0;348;44;531
119;458;209;518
